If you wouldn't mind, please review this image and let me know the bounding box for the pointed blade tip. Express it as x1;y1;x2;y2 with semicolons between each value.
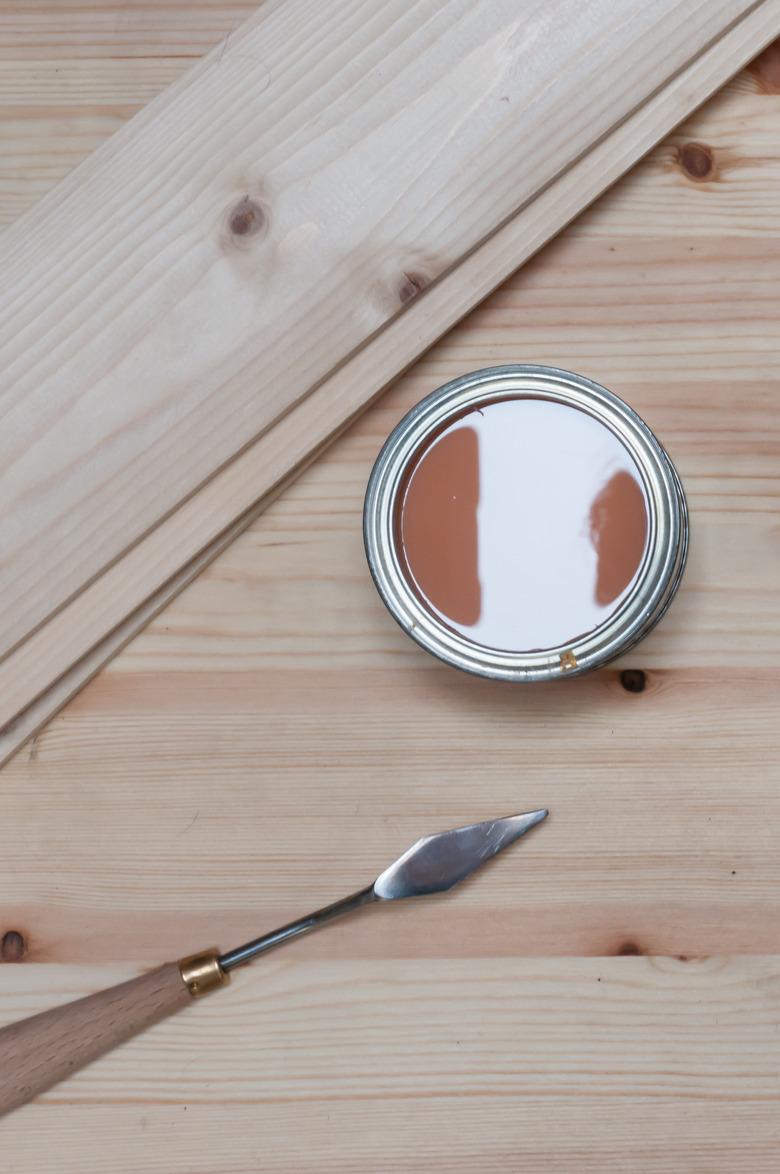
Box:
373;807;549;901
505;807;548;831
499;807;548;845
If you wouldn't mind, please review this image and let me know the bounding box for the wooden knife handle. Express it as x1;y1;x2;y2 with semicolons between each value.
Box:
0;950;227;1118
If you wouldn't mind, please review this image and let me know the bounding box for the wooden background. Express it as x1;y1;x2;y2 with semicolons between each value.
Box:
1;7;779;1170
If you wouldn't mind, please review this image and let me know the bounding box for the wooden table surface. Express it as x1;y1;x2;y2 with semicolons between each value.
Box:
1;8;779;1171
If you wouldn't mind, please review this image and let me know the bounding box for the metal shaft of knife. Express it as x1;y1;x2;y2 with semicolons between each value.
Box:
217;809;547;973
219;886;378;972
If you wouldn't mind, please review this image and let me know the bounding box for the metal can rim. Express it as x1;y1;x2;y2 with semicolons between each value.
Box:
363;364;688;682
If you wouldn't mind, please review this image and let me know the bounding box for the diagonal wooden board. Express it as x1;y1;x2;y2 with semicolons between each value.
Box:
1;0;780;764
5;0;748;656
0;2;769;654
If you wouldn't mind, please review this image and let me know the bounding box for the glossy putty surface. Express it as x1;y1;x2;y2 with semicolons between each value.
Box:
396;398;649;651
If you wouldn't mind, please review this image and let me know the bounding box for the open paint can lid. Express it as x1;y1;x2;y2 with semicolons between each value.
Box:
363;365;688;681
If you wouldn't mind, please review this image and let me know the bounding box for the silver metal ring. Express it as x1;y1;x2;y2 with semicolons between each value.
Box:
363;365;688;682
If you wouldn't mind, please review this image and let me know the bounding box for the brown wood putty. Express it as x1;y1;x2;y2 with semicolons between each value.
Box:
396;399;649;652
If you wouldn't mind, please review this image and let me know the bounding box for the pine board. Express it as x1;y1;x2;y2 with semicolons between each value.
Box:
1;9;779;1172
0;0;768;664
0;959;778;1172
0;2;257;59
3;0;780;755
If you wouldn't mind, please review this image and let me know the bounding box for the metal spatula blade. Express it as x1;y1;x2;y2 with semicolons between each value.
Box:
374;809;548;899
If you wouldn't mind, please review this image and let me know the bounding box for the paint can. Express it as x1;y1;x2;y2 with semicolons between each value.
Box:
363;365;688;681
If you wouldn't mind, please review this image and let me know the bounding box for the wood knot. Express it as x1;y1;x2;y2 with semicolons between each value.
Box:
227;197;268;241
620;669;646;694
398;270;429;305
1;930;27;962
677;142;716;182
616;940;642;956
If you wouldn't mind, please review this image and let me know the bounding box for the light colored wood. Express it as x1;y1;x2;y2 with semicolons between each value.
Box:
0;958;778;1172
0;0;766;663
3;0;780;756
1;1098;779;1174
1;14;780;1174
0;3;256;59
1;664;778;958
0;962;191;1117
4;60;780;237
0;60;189;226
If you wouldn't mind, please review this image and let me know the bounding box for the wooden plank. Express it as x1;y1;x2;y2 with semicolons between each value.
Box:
1;17;779;1174
1;1098;779;1173
0;0;766;662
0;60;189;226
2;665;779;956
0;958;777;1172
3;0;780;758
582;93;780;240
0;59;188;108
4;62;779;234
0;2;255;59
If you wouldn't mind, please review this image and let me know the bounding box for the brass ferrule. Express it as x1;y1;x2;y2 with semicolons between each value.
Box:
178;949;230;998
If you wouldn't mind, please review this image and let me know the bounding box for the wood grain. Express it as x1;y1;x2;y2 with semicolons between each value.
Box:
1;1098;779;1174
0;958;778;1171
3;0;780;756
1;10;779;1173
0;962;191;1117
1;665;778;961
0;2;256;59
0;0;766;663
0;60;188;225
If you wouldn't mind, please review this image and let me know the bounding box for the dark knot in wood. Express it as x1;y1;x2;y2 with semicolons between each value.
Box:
228;197;267;239
398;270;429;305
1;930;27;962
620;669;646;694
678;142;716;182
